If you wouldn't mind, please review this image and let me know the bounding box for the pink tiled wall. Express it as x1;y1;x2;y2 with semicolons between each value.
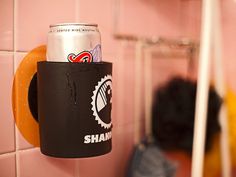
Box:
1;0;236;177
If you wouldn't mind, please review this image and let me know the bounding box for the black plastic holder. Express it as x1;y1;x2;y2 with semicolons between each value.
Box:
37;61;112;158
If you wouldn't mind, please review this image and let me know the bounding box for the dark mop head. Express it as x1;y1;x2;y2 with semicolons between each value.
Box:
152;77;222;155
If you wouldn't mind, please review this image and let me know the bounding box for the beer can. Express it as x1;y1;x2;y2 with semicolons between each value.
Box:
47;23;102;62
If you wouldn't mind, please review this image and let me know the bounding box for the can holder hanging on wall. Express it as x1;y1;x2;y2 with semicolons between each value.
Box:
37;61;113;158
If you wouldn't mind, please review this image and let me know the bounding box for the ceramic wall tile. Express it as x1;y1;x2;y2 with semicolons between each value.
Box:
0;0;13;51
0;54;15;154
16;0;77;52
0;154;16;177
19;148;76;177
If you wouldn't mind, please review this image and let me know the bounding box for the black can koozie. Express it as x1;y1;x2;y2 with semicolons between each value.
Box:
37;61;112;158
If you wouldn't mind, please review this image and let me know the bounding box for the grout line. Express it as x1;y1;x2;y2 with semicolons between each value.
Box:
13;0;16;53
0;150;16;156
0;147;38;157
11;42;16;161
15;50;28;53
13;0;20;175
0;51;28;57
12;72;17;177
15;151;20;177
0;51;14;54
0;151;16;158
15;128;20;177
18;147;38;153
13;53;17;73
15;51;28;55
0;52;14;56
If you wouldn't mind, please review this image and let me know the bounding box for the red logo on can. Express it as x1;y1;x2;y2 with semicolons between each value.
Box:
67;51;93;63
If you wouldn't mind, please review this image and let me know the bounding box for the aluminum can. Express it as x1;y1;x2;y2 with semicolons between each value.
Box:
47;23;102;62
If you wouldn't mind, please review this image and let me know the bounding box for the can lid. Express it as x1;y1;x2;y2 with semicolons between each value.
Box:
50;23;98;28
